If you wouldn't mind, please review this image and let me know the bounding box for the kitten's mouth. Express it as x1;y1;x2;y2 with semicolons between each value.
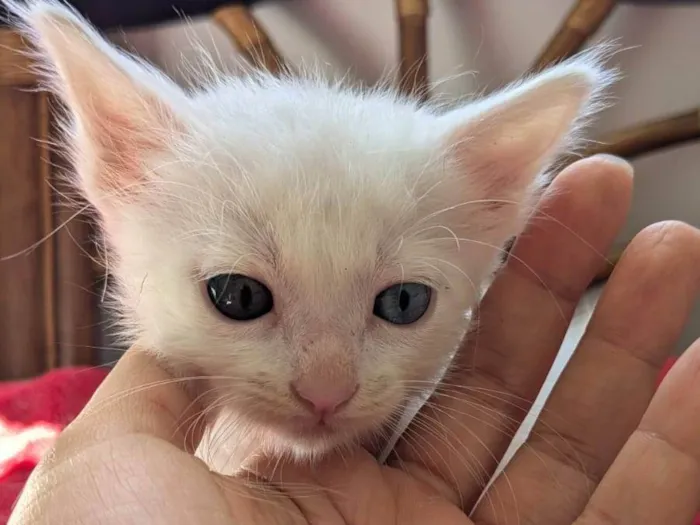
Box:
287;414;346;435
293;420;339;439
276;412;385;446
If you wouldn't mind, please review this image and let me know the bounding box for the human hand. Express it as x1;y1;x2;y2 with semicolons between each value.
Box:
10;155;700;525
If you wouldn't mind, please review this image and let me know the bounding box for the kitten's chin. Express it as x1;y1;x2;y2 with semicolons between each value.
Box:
255;397;411;459
253;410;397;459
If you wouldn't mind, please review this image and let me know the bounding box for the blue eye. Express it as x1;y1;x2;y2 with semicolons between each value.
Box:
207;274;273;321
373;283;432;325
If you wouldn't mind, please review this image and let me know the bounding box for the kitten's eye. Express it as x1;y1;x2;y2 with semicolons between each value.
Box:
373;282;431;325
207;274;273;321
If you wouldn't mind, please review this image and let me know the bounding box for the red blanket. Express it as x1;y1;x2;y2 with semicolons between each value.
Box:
0;360;696;523
0;367;108;522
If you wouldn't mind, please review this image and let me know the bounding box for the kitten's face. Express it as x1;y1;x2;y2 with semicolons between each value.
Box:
111;91;493;452
14;0;611;456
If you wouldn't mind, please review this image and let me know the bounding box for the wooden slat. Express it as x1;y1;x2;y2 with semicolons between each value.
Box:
37;91;57;369
396;0;429;101
0;30;38;86
558;110;700;172
0;86;47;379
213;5;286;74
586;110;700;159
0;27;100;376
530;0;617;72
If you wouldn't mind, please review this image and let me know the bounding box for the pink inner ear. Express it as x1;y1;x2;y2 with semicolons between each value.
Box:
86;96;180;195
95;112;147;184
448;127;537;207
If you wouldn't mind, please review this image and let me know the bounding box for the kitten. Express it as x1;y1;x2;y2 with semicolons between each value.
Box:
8;1;614;466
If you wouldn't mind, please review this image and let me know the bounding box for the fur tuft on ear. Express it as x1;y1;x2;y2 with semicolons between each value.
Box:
6;0;189;207
438;48;618;239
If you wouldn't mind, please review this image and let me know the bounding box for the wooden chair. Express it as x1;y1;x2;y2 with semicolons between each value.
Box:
2;0;698;378
0;29;98;380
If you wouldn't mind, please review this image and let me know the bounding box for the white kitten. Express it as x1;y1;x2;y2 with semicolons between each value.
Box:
8;1;615;465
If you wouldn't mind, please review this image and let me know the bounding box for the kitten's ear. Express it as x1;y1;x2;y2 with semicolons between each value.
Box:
439;56;615;239
10;1;187;204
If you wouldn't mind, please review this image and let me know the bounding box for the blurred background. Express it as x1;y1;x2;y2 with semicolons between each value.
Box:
1;0;699;377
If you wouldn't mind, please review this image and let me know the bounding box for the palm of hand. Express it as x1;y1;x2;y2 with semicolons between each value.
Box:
31;432;468;525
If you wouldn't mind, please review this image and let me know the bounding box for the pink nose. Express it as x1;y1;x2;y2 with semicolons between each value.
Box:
291;380;358;416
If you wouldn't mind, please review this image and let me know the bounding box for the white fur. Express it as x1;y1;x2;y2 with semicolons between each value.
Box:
7;1;617;465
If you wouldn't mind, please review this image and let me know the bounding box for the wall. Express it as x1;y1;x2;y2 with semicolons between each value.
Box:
110;0;700;352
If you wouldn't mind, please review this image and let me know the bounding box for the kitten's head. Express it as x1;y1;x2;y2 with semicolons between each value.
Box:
12;1;614;455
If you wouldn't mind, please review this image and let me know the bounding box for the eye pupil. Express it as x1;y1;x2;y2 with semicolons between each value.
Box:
240;284;252;309
207;274;273;321
399;289;410;311
373;282;431;325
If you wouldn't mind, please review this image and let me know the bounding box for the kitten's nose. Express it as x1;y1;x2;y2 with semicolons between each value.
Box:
291;379;358;417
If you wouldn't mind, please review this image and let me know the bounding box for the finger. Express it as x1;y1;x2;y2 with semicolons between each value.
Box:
575;337;700;525
394;155;633;507
474;220;700;524
53;348;204;457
